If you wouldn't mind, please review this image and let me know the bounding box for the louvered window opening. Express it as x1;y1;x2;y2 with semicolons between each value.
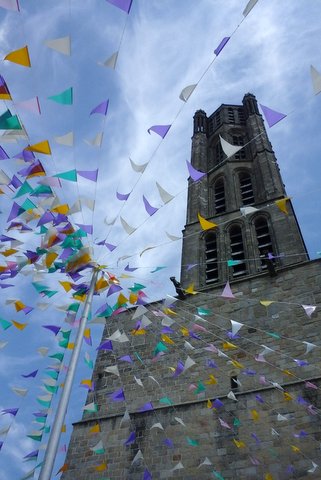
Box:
214;179;225;214
205;234;219;284
239;173;254;205
233;135;246;160
215;142;224;164
238;108;245;124
228;107;235;123
255;218;273;270
230;226;247;277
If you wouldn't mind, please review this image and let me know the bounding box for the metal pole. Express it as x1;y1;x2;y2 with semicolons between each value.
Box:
39;267;99;480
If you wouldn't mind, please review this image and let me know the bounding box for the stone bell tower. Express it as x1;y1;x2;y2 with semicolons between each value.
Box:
180;93;308;289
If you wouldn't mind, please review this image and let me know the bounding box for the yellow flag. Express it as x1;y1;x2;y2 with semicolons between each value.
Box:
207;399;212;408
163;308;177;315
265;474;273;480
231;360;243;369
129;293;138;304
14;300;25;311
84;328;91;339
275;197;290;214
52;204;69;214
283;392;293;401
26;140;51;155
223;342;237;350
117;293;128;305
12;320;27;330
131;329;146;335
61;424;66;433
161;334;175;345
233;439;246;448
59;281;72;292
67;342;75;350
283;369;294;377
4;45;31;67
46;252;58;268
2;249;18;257
185;283;197;295
80;379;92;389
198;212;217;231
205;375;217;385
95;277;108;292
89;423;100;434
260;300;275;307
291;445;300;453
95;462;107;472
180;327;189;337
251;409;259;421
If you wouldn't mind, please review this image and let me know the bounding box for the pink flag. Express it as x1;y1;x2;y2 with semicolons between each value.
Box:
221;281;235;299
16;97;41;115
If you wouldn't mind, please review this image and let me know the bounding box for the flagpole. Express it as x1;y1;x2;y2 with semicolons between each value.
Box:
39;267;99;480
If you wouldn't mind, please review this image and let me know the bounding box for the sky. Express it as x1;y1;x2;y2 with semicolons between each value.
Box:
0;0;321;478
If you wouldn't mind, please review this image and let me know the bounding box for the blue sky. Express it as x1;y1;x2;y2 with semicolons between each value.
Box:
0;0;321;478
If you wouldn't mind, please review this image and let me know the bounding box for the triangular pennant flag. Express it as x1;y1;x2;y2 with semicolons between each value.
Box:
230;320;243;336
90;100;109;116
48;87;73;105
54;131;74;147
310;65;321;95
143;195;158;216
214;37;230;56
16;97;41;115
221;281;235;299
219;135;242;157
259;104;287;128
44;36;71;55
303;341;317;354
240;206;259;216
102;51;118;69
105;0;132;14
26;140;51;155
147;124;171;138
275;197;290;214
54;169;77;182
302;304;316;317
186;159;205;181
132;449;144;463
198;212;217;230
198;457;212;467
120;216;136;235
129;157;148;173
0;0;20;12
156;182;174;204
85;131;103;147
179;84;197;102
227;391;238;401
172;462;184;471
104;365;120;376
4;45;31;67
243;0;258;17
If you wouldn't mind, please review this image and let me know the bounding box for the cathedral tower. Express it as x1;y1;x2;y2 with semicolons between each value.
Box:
181;93;308;289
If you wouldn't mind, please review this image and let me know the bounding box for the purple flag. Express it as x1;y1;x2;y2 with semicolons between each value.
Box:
90;99;109;115
251;433;260;444
2;407;19;416
143;195;158;216
214;36;230;56
105;243;117;252
212;399;223;409
110;388;125;402
259;104;287;128
75;223;93;234
161;326;174;334
106;0;132;13
10;175;22;188
22;370;38;378
116;191;130;201
0;442;3;451
24;450;39;459
97;340;113;351
255;394;264;404
186;160;206;181
124;431;136;445
77;169;98;182
164;438;174;448
147;124;171;138
118;355;133;363
125;264;137;272
139;402;153;412
37;211;55;227
7;202;23;222
42;325;60;335
173;360;184;378
13;149;35;161
143;469;152;480
0;145;8;160
107;284;122;297
23;306;33;315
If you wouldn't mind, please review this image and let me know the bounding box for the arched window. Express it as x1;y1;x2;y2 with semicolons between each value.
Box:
214;178;225;214
239;172;254;205
229;225;247;277
254;217;273;270
205;233;219;284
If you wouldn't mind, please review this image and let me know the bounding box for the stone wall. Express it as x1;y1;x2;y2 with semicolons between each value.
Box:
62;259;321;479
